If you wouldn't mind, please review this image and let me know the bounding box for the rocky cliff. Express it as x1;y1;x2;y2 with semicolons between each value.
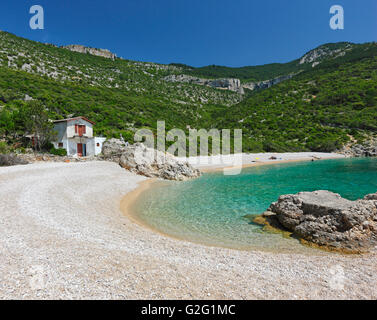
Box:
62;45;117;60
164;75;244;94
164;73;295;95
256;190;377;253
299;43;353;67
243;74;294;91
340;137;377;157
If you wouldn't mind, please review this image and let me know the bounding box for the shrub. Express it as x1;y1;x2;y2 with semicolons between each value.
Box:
50;147;67;156
0;141;9;154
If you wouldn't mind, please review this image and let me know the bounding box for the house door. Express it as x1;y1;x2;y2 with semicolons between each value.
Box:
77;143;83;157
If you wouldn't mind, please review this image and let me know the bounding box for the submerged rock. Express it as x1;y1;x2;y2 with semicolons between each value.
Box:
259;190;377;252
119;143;201;181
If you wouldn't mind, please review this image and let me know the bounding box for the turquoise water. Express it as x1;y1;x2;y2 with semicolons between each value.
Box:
133;158;377;253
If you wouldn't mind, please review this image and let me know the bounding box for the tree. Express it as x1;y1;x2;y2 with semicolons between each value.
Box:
24;100;56;151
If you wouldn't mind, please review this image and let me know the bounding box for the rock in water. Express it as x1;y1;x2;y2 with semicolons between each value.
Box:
260;190;377;252
119;143;201;181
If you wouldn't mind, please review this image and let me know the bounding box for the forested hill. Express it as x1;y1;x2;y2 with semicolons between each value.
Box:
217;43;377;152
0;30;242;140
0;30;376;153
171;42;367;82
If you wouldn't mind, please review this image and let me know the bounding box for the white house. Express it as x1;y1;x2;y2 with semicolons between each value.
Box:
52;117;106;157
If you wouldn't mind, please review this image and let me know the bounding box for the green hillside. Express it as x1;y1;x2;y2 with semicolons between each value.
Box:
171;61;299;82
171;42;357;82
216;43;377;152
0;30;376;154
0;31;239;140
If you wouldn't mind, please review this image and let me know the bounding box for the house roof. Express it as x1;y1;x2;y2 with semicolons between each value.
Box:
52;116;96;125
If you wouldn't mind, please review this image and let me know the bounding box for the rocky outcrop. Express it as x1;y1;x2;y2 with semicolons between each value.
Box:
0;154;28;166
209;78;244;94
163;75;244;94
102;139;201;180
163;73;295;94
119;143;201;181
243;74;294;91
340;138;377;157
23;94;34;101
102;138;128;162
164;73;294;95
62;45;117;60
299;43;353;67
364;193;377;200
257;190;377;252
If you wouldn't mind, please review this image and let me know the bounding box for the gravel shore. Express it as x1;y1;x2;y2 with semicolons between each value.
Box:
0;161;376;299
177;152;346;171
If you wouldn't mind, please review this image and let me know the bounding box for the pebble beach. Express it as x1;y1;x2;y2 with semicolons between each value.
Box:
0;159;376;299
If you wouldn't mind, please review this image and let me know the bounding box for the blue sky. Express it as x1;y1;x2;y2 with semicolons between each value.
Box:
1;0;376;67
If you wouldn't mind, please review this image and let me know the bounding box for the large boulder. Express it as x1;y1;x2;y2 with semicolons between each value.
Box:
102;138;128;161
0;154;28;167
260;190;377;252
119;143;201;181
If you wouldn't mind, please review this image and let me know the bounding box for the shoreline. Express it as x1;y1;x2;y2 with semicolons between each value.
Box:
2;160;377;299
120;178;291;254
119;154;349;253
120;178;160;231
200;156;341;173
177;152;346;173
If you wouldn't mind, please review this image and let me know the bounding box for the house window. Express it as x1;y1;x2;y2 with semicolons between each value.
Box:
58;143;63;148
75;124;86;136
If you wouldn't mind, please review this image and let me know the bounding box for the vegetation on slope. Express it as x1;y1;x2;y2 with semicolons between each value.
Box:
0;30;376;154
171;42;359;83
0;31;239;148
216;44;377;152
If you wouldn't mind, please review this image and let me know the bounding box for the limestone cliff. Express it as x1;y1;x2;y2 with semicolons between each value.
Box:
163;75;244;94
243;74;294;91
164;73;294;95
62;45;117;60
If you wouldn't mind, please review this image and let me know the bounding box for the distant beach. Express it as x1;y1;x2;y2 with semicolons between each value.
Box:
177;152;346;172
